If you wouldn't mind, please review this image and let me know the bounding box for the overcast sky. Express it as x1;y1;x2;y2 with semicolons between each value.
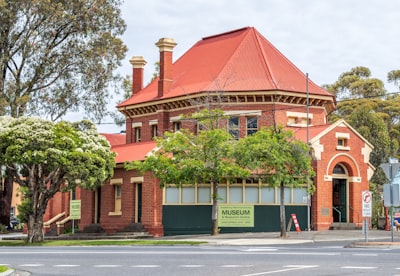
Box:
96;0;400;132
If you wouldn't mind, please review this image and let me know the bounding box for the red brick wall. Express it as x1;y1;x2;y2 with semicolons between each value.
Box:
311;126;370;230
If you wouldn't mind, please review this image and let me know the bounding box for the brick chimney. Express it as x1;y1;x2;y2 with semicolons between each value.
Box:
129;56;147;95
155;38;177;98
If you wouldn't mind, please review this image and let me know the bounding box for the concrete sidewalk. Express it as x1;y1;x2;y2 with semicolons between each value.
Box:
158;229;400;247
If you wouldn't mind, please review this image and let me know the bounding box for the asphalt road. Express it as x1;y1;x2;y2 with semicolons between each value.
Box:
1;244;400;275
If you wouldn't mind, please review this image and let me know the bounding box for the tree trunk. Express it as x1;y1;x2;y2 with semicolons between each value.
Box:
211;181;219;235
27;214;44;243
0;174;13;229
279;181;286;237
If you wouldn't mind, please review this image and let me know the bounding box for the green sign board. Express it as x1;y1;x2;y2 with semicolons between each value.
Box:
218;205;254;227
70;200;81;219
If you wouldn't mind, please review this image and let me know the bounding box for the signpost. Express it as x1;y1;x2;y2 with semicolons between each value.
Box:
69;200;81;234
362;190;372;242
381;157;400;242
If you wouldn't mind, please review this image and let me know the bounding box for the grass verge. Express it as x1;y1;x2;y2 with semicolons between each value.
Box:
0;239;205;246
0;265;9;272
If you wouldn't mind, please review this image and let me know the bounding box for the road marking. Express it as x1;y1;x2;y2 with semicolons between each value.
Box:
341;266;377;269
131;265;160;267
93;265;121;268
222;264;253;268
352;253;378;256
244;248;278;252
241;265;318;275
53;264;80;267
179;265;205;267
19;264;44;267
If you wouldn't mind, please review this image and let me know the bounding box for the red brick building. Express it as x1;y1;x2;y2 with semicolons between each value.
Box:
44;27;374;236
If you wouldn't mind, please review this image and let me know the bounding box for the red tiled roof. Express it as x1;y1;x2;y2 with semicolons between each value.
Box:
101;133;126;147
291;125;331;143
118;27;333;108
112;141;157;163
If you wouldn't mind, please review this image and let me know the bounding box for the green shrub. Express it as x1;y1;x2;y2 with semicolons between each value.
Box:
0;224;8;234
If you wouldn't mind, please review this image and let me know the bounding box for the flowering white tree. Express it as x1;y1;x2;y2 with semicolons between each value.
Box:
0;116;115;243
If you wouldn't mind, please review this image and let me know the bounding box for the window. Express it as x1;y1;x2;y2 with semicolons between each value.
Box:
114;185;121;212
247;117;258;136
109;179;123;216
335;133;350;150
229;186;243;203
293;188;308;204
165;186;179;203
163;182;308;205
173;122;181;132
333;164;346;174
277;188;291;204
182;186;195;203
261;187;275;203
245;186;259;203
198;186;211;203
164;184;211;204
135;127;141;142
151;125;158;138
286;112;313;127
228;117;239;140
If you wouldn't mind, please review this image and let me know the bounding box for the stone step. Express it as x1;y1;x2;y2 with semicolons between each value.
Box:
330;222;360;230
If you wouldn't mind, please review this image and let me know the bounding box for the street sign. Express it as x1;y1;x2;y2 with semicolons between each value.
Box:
70;200;81;219
380;163;400;181
383;184;400;207
362;190;372;217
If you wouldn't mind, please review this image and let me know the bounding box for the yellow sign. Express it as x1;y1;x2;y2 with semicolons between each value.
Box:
218;205;254;227
70;200;81;219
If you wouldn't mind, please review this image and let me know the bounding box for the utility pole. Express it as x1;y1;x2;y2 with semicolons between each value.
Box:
306;73;310;232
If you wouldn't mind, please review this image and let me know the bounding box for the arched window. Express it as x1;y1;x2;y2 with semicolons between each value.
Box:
333;164;346;174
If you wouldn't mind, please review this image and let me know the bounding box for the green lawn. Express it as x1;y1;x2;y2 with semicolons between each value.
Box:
0;265;9;272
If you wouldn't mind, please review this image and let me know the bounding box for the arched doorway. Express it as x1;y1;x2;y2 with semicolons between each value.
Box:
332;164;348;223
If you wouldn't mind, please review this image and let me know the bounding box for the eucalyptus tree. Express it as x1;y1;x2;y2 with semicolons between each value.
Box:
0;116;115;243
324;66;386;100
0;0;127;120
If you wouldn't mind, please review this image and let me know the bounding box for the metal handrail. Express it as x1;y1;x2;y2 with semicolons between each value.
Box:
332;206;342;223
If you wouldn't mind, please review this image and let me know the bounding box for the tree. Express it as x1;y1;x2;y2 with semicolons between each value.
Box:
0;0;127;121
388;70;400;91
0;0;126;228
0;116;115;243
323;66;386;100
125;109;250;235
233;127;315;237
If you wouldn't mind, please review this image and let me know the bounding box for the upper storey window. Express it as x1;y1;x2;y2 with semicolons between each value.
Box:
132;122;142;143
170;116;182;132
247;117;258;136
135;127;141;142
149;119;158;139
286;112;312;127
173;122;181;132
228;117;239;140
336;132;350;151
151;125;158;138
